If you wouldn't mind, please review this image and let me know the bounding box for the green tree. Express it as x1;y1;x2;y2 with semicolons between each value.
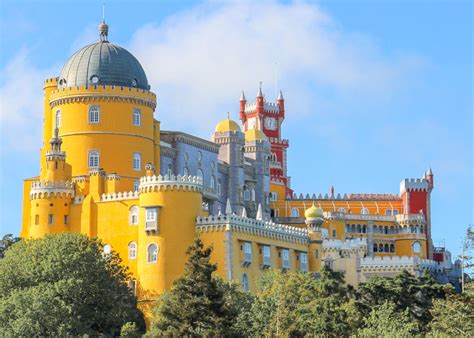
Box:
0;233;19;258
120;322;142;337
0;233;144;336
357;301;419;337
428;293;474;337
148;236;246;337
239;266;356;337
356;270;448;333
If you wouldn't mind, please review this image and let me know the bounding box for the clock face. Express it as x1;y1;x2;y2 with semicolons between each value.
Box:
247;118;256;130
264;117;277;130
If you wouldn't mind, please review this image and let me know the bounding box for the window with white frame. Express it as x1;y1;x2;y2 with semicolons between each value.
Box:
270;192;277;201
291;207;300;217
133;153;141;171
300;252;308;272
147;244;158;263
133;108;141;126
128;242;137;259
88;150;99;168
262;245;271;266
55;110;61;128
133;180;139;192
129;206;139;225
281;249;290;269
413;241;422;254
361;208;369;215
196;169;204;182
88;105;100;124
145;207;158;231
241;273;249;291
146;208;157;221
243;242;252;263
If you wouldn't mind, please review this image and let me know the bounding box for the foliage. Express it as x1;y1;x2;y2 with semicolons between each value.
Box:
461;224;474;281
0;234;20;258
148;236;248;337
235;267;357;337
120;322;142;337
356;269;448;333
428;293;474;337
0;233;144;336
357;301;419;337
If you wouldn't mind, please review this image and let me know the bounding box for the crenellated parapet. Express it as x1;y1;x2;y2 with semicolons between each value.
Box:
30;180;75;199
360;256;442;273
48;84;157;109
100;191;139;202
45;150;66;161
139;174;203;193
196;213;308;244
289;192;401;201
400;178;429;194
323;238;368;253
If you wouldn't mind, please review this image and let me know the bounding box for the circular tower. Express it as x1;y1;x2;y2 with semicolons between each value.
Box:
304;204;325;272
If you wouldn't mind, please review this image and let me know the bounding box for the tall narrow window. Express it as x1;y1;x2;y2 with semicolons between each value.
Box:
133;153;141;171
291;208;299;217
48;214;54;225
413;241;422;254
210;175;216;189
300;252;308;272
263;245;271;267
282;249;290;269
241;273;249;291
147;244;158;263
243;242;252;263
64;215;68;224
133;180;139;192
55;110;61;128
88;151;99;168
196;169;204;183
183;167;189;176
35;215;39;225
88;105;100;124
128;242;137;259
361;208;369;215
133;108;141;126
129;206;139;225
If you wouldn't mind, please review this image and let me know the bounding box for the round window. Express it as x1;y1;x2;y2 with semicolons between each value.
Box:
413;241;422;254
131;78;138;87
59;78;67;87
90;75;99;84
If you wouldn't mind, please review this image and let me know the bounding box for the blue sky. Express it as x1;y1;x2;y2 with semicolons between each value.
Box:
0;0;472;258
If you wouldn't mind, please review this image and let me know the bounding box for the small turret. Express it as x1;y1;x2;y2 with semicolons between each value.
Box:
426;167;434;190
44;128;71;182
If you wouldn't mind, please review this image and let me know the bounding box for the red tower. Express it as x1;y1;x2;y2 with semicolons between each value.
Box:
239;84;291;194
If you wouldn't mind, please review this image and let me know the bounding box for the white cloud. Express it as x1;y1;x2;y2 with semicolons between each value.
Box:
0;48;57;154
129;1;422;135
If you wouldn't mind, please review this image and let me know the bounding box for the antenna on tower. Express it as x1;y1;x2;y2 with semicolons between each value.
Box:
274;62;278;99
102;3;106;22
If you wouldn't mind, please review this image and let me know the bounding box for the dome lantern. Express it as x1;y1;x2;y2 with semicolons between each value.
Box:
99;20;109;42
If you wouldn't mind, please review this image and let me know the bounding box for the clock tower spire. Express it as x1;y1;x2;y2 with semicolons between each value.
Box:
239;84;291;193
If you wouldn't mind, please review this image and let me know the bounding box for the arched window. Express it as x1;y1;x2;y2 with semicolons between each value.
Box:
392;209;399;215
351;224;356;233
128;242;137;259
413;241;422;254
361;208;369;215
183;167;189;176
241;273;249;291
338;208;345;214
373;243;378;252
384;244;389;252
378;244;383;252
133;108;141;126
133;153;141;171
133;180;139;192
362;225;367;234
129;206;139;225
291;208;300;217
55;110;61;128
147;244;158;263
385;209;392;216
210;175;216;189
332;229;337;238
184;152;189;162
88;105;100;124
197;151;202;162
196;169;204;182
103;244;111;256
251;189;255;201
167;164;173;177
390;244;395;253
88;150;99;168
271;152;277;162
384;226;388;235
357;224;362;233
210;161;215;171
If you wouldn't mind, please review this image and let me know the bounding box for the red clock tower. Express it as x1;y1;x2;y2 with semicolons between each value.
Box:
239;84;292;194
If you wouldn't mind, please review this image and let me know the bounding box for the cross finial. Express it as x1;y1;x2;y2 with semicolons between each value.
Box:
227;112;230;120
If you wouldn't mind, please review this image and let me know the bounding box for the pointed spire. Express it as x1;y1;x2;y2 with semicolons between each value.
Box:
256;203;263;220
225;198;232;215
427;167;433;176
241;207;247;218
240;91;246;101
98;5;109;43
49;127;62;152
257;81;263;97
217;205;222;216
277;90;284;100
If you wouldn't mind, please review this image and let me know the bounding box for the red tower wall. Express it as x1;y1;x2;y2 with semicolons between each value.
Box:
408;191;427;215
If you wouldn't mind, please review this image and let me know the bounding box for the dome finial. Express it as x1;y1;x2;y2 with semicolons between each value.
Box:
99;4;109;43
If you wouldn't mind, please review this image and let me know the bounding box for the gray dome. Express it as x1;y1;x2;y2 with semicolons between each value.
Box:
59;28;149;90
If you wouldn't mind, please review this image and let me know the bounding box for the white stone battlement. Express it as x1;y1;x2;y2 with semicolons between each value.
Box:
100;191;139;202
360;256;441;272
139;174;203;193
196;214;308;243
289;192;400;201
323;238;368;252
30;180;75;199
400;178;429;194
244;101;280;114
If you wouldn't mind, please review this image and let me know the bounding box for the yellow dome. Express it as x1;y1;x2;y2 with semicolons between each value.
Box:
304;204;323;219
245;129;267;142
215;118;241;133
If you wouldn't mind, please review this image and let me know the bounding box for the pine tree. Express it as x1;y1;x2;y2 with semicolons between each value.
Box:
148;237;233;336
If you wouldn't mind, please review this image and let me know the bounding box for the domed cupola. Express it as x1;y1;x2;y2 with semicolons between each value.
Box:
58;20;150;90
